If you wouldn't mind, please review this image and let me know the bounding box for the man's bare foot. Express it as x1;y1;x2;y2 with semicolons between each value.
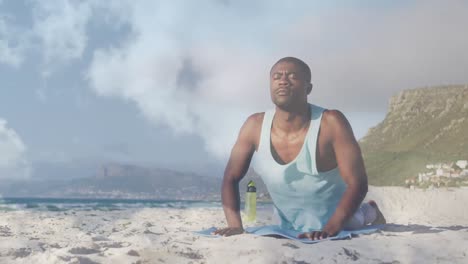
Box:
368;200;386;225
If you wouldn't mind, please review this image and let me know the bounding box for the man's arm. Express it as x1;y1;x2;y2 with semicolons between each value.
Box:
213;113;261;236
299;110;368;240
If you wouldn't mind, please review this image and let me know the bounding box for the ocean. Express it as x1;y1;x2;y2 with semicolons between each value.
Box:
0;197;273;212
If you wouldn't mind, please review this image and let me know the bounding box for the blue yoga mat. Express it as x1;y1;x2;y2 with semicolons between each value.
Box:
195;225;382;244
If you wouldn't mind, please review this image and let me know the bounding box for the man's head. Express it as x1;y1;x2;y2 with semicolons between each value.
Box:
269;57;312;109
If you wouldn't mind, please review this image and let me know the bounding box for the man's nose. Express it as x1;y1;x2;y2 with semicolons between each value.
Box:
279;74;290;85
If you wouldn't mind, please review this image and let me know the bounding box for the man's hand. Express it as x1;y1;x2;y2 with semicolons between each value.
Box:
297;231;330;240
212;227;245;237
297;224;341;240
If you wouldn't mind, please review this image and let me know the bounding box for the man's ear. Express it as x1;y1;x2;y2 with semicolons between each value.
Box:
306;83;313;95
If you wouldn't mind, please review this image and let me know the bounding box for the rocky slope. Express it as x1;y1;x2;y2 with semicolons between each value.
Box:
360;85;468;185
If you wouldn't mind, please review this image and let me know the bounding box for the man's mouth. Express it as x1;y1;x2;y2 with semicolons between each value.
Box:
276;89;290;96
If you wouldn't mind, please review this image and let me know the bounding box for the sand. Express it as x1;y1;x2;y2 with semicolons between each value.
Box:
0;186;467;264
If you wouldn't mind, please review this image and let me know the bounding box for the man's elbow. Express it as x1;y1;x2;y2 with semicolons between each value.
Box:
221;173;241;210
348;180;368;197
221;173;240;196
360;183;368;196
222;172;241;188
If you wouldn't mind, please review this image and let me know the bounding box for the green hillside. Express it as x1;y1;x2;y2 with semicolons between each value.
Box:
359;85;468;186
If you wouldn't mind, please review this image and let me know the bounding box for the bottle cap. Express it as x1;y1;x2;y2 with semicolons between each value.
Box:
247;180;256;192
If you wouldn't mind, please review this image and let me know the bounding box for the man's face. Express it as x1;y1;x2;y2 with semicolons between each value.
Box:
270;61;311;108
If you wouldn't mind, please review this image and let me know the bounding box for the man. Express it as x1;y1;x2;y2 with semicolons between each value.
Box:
214;57;385;240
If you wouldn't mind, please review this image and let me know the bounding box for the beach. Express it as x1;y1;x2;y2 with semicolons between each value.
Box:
1;187;468;264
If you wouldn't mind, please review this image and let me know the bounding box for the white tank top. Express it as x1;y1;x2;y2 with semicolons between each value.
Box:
252;103;347;232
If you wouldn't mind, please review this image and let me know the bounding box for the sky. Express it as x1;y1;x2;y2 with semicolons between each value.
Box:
1;0;468;180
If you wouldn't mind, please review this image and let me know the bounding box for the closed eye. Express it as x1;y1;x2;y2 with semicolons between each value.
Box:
288;73;298;79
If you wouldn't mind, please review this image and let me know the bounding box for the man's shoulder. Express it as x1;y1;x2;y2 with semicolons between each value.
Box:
245;112;265;126
320;109;351;134
241;112;265;133
321;109;354;139
239;112;265;145
321;109;347;124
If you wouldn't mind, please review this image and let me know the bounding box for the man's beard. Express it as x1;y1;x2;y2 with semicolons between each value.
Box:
272;94;296;109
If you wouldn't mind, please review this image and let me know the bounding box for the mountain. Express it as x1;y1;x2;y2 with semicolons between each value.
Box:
67;163;221;199
0;162;271;200
31;161;98;180
0;163;219;200
359;85;468;186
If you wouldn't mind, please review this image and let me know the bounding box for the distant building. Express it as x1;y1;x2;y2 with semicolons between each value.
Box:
418;173;430;182
442;163;453;169
413;159;467;187
456;160;467;169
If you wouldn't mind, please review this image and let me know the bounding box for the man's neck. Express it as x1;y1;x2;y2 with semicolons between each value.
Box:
273;103;310;133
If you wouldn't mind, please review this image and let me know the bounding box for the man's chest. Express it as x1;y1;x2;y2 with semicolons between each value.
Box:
270;131;337;171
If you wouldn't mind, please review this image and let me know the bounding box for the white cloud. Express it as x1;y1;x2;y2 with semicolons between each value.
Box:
86;1;277;158
0;14;27;67
85;1;468;159
30;0;93;75
2;1;468;159
0;0;93;70
0;119;30;179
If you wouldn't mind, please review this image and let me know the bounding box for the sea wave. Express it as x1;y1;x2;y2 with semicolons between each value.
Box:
0;197;272;212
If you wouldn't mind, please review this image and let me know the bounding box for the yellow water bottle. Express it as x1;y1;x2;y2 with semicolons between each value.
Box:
244;180;257;223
